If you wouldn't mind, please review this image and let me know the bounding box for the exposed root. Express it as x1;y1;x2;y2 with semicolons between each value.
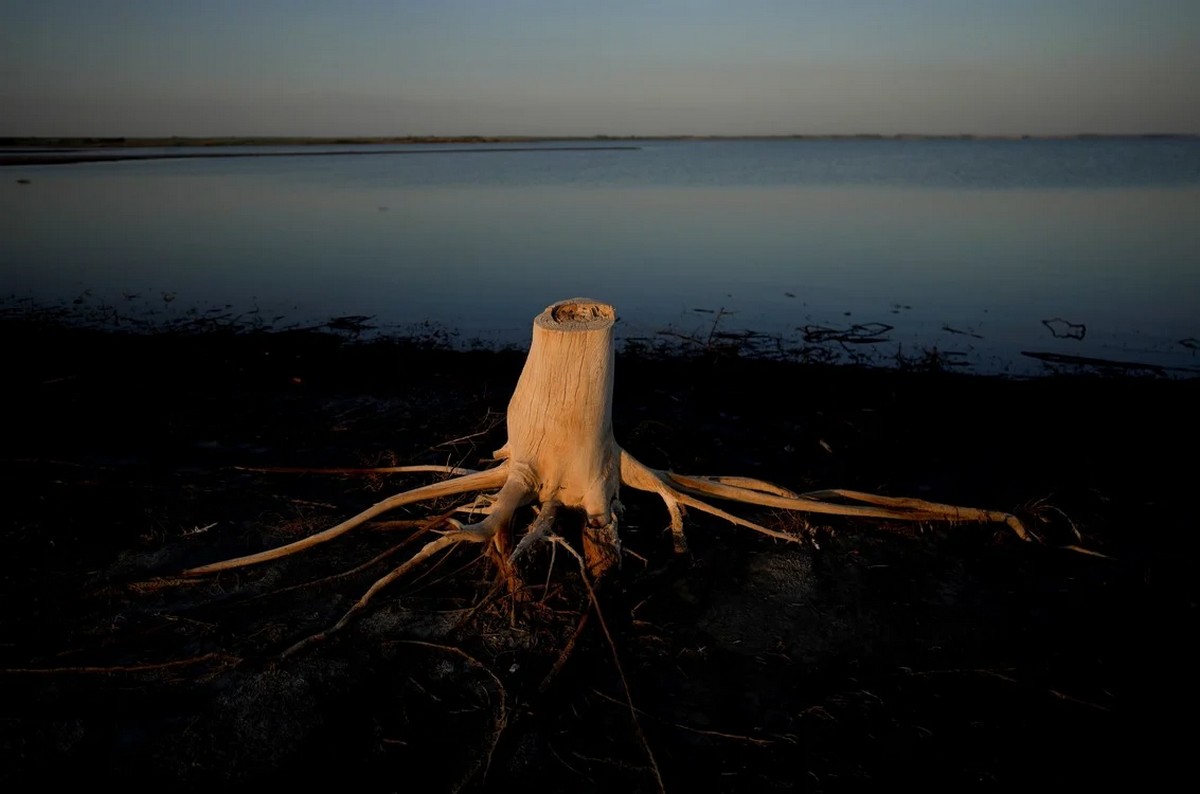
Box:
1057;544;1111;559
234;464;479;476
509;501;562;564
619;451;1024;552
666;473;1029;539
699;475;804;498
127;576;211;593
902;667;1111;713
393;640;509;793
589;688;774;747
2;652;241;678
539;608;591;694
278;526;492;659
181;445;1036;661
619;451;688;552
364;519;437;532
178;443;1039;674
183;465;508;576
552;536;665;794
615;452;1031;554
244;508;461;604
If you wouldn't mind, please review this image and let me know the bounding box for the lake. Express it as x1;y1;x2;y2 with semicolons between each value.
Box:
3;138;1198;376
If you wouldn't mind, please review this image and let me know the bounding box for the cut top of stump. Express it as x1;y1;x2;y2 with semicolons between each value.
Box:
537;298;616;331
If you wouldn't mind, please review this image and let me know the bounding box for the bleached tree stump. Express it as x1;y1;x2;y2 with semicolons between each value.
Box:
184;298;1030;632
496;299;622;577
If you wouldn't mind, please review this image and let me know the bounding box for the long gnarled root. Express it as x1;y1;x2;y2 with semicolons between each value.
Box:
278;525;494;659
182;464;509;576
190;447;1027;579
179;444;1037;663
619;449;1029;552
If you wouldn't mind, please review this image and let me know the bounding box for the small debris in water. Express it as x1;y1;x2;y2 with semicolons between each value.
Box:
942;324;985;339
1042;317;1086;340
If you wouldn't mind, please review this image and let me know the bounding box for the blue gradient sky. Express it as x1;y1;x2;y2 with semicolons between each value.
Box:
3;0;1197;136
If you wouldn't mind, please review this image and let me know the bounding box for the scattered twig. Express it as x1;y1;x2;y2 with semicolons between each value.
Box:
551;536;666;794
538;609;592;695
942;324;984;339
902;667;1111;713
127;576;211;593
233;464;478;476
394;640;508;792
434;411;505;449
1;652;241;677
590;688;773;746
278;528;490;660
244;510;456;603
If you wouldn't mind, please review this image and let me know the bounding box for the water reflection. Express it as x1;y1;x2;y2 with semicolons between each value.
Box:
2;146;1198;375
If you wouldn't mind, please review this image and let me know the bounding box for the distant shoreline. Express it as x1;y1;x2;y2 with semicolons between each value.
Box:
4;133;1195;168
0;145;640;167
2;133;1197;150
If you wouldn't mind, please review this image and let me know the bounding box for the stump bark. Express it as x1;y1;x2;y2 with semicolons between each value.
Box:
495;299;622;577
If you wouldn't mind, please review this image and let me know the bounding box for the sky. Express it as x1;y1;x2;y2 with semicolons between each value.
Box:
2;0;1198;137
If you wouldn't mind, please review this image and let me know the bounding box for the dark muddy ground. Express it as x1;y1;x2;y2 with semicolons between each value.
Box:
2;313;1197;792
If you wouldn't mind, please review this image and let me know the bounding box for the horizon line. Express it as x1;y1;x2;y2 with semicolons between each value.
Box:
3;132;1199;147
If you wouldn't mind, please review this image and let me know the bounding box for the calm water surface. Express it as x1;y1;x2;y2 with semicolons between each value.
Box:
3;139;1198;375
